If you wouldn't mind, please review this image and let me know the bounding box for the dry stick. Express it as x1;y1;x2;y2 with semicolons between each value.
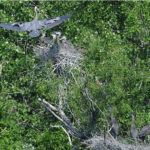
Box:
38;98;63;122
84;88;109;128
104;123;106;145
38;98;86;139
139;3;149;59
139;81;143;90
0;59;5;76
58;84;63;110
84;88;115;144
0;127;7;133
51;125;73;146
0;63;2;75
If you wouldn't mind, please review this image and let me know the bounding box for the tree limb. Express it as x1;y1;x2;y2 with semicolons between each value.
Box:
51;125;73;146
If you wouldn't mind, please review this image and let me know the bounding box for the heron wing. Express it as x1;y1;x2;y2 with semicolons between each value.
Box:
139;124;150;136
41;14;72;29
19;22;33;31
0;21;35;32
0;22;24;31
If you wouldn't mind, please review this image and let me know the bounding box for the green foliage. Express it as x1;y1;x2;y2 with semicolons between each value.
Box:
0;1;149;149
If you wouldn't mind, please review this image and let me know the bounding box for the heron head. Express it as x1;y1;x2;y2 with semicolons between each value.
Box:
130;112;135;116
108;105;113;111
60;36;67;41
41;32;46;37
51;33;57;40
34;6;38;12
55;31;61;37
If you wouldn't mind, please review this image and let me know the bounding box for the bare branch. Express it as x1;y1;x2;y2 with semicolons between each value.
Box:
0;127;7;133
51;125;73;146
38;98;58;112
0;63;2;76
58;84;63;110
84;88;110;130
38;98;87;139
38;98;64;123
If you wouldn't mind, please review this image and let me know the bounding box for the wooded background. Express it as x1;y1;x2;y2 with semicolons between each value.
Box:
0;1;149;149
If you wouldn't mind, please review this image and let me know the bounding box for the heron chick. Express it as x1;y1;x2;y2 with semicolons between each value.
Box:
108;105;119;138
130;112;138;141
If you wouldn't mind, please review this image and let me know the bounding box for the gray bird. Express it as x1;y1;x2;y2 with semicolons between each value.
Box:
40;32;57;45
0;7;72;37
138;124;150;142
130;112;138;140
108;106;119;138
60;35;73;48
53;31;62;48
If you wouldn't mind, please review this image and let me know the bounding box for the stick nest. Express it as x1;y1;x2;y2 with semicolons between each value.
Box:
33;38;83;75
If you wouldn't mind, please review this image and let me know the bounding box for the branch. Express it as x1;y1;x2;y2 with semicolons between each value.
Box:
38;98;87;139
51;125;73;146
83;88;110;135
58;84;63;110
38;98;58;112
0;61;4;76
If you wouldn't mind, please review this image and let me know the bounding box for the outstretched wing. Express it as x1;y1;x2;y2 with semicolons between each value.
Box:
0;21;38;32
41;14;72;29
0;22;24;31
0;14;72;37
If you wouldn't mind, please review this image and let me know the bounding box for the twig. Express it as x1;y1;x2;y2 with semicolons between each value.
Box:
38;98;86;139
0;63;2;75
0;127;7;133
51;125;73;146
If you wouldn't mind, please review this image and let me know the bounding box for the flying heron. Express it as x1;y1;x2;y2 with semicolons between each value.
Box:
0;7;72;37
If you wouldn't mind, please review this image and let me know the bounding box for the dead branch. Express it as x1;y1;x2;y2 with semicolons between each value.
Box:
0;127;7;133
38;97;87;139
84;88;110;131
51;125;73;146
0;63;2;76
58;84;63;110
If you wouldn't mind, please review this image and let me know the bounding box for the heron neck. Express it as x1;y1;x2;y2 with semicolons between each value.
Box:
111;110;114;121
57;37;60;46
132;114;135;126
34;8;38;20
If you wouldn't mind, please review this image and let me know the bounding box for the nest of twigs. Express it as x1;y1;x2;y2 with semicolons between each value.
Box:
83;135;150;150
33;37;83;76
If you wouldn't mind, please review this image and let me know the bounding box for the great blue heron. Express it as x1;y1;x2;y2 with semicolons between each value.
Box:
60;35;73;48
55;32;74;52
108;106;119;138
138;124;150;142
40;32;57;45
130;112;138;140
53;31;62;48
0;7;72;37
